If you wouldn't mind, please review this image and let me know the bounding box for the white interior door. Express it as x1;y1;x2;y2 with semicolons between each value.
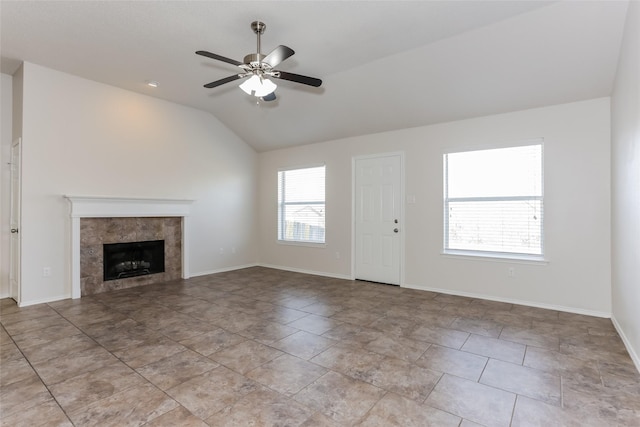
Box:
9;138;21;303
354;154;402;285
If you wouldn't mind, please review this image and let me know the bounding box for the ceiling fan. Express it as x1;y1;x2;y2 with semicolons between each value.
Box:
196;21;322;102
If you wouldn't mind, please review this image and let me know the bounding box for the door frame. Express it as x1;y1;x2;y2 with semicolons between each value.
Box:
9;137;21;304
351;151;405;286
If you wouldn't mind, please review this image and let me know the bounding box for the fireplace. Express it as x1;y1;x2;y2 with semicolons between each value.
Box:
66;195;193;298
103;240;165;281
78;217;181;295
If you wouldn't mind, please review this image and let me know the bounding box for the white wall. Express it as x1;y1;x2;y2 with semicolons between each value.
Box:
0;73;13;298
16;62;258;305
259;98;611;315
611;1;640;370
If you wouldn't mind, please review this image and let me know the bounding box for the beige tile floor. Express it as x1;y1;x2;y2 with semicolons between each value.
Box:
1;267;639;426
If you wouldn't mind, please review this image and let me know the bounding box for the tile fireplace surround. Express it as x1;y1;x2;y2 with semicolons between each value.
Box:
81;217;181;296
65;196;193;299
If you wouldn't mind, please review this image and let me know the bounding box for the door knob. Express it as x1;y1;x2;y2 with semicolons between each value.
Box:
10;228;18;233
393;228;399;233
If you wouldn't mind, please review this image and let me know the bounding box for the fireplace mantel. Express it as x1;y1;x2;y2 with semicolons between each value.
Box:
65;196;194;298
66;196;193;218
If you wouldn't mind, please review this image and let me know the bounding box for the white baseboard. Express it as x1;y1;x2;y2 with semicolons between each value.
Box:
189;263;259;278
402;282;611;319
18;294;70;307
257;263;352;281
611;315;640;374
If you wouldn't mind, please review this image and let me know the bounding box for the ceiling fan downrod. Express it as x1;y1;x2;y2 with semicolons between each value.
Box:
244;21;267;65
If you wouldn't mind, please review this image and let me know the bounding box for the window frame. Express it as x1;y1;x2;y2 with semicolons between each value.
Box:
277;164;326;246
442;141;545;262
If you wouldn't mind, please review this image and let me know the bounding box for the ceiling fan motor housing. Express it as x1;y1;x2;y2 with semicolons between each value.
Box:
243;53;267;66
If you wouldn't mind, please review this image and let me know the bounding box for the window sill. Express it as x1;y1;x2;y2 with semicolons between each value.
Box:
277;240;326;249
441;250;548;265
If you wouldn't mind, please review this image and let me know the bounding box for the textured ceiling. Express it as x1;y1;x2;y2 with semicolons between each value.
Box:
0;1;629;152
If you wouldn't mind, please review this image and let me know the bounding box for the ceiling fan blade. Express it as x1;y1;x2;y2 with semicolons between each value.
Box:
262;45;295;68
261;92;277;102
275;71;322;87
204;74;244;89
196;50;243;67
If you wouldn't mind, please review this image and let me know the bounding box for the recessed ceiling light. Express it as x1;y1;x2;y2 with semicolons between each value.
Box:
146;80;159;88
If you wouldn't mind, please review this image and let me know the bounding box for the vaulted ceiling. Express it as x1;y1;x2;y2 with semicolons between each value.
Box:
0;1;629;152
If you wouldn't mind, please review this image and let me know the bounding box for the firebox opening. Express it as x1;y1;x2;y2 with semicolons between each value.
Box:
103;240;165;281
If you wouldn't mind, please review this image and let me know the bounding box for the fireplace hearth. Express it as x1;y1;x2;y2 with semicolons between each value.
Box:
103;240;165;281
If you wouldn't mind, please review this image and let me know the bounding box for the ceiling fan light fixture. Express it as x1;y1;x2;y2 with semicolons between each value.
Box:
239;75;277;97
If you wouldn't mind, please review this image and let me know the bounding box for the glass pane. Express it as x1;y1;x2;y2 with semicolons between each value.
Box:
447;199;542;254
447;145;542;198
281;204;325;243
278;165;326;243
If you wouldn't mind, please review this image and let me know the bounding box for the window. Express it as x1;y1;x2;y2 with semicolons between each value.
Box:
278;165;326;244
443;143;543;258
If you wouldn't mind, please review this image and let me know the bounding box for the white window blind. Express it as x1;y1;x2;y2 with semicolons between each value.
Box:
278;166;326;243
444;143;543;257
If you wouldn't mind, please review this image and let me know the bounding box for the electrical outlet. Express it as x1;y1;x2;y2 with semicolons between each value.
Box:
43;267;52;277
508;267;515;278
335;252;341;259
